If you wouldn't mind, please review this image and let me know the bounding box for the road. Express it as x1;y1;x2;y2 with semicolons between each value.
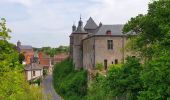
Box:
42;75;62;100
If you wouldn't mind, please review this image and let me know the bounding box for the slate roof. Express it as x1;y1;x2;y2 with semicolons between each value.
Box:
84;17;98;30
95;25;124;35
73;26;87;33
24;63;43;71
73;19;87;33
19;45;33;50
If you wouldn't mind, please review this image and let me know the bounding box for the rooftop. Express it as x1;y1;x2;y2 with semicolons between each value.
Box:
24;63;43;71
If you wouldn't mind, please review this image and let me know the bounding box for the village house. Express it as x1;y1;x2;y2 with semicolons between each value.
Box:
16;40;34;64
38;52;69;73
38;52;52;71
24;55;43;81
70;17;134;70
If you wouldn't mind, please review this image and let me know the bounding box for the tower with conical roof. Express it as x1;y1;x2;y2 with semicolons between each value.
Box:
17;40;21;47
72;23;76;32
84;17;98;33
69;17;88;70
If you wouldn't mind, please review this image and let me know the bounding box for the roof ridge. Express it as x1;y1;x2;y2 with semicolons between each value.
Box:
84;17;98;30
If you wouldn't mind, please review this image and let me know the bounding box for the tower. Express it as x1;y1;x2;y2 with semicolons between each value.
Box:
72;23;76;32
17;40;21;47
70;17;88;70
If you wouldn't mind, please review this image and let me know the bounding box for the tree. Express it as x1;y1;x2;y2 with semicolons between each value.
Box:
0;18;42;99
19;53;25;64
138;55;170;100
123;0;170;60
122;0;170;99
106;57;142;99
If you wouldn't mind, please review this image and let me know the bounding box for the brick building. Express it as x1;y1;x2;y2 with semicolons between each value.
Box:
16;40;34;64
70;17;134;70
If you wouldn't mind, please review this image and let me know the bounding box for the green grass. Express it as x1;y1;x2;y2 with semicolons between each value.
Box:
53;59;87;100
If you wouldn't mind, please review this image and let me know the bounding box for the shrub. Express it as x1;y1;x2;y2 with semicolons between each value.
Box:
96;63;103;71
53;59;87;100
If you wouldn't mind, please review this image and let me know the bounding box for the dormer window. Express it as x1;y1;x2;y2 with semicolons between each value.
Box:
106;30;112;35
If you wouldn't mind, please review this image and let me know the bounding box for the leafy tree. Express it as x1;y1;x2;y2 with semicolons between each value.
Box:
19;53;25;64
106;57;142;99
40;46;69;57
53;59;87;100
123;0;170;60
122;0;170;99
138;55;170;100
0;18;42;99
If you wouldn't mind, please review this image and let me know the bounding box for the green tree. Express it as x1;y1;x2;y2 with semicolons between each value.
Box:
106;57;142;99
19;53;25;64
0;18;42;99
123;0;170;99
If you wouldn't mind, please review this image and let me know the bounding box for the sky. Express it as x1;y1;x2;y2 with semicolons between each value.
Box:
0;0;150;48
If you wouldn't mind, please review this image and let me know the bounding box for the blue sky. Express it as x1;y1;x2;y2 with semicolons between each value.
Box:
0;0;149;47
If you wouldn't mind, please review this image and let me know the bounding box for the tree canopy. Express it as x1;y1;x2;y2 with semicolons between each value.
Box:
0;18;42;99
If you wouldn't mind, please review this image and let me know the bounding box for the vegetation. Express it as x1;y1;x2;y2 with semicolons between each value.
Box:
96;63;103;71
87;0;170;100
0;18;42;99
34;46;69;57
53;59;87;100
18;53;25;64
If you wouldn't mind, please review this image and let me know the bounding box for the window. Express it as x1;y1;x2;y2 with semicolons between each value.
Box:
132;56;136;58
107;40;113;50
33;71;35;76
115;59;118;64
106;30;112;35
112;61;114;64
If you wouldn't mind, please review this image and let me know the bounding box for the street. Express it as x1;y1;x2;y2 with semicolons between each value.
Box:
42;75;62;100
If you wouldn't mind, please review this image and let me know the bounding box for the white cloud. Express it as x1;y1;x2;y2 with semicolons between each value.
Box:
0;0;42;7
0;0;150;47
85;0;149;24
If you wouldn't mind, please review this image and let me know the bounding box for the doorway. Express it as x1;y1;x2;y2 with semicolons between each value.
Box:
104;59;107;70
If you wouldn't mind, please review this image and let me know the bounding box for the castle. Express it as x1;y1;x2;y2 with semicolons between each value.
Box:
70;17;133;70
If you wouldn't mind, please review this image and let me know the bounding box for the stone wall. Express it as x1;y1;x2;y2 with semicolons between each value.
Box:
72;33;88;69
82;37;95;70
94;36;125;69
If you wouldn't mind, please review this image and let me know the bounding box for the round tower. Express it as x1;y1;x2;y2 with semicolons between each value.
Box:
17;40;21;47
71;17;88;70
72;24;76;32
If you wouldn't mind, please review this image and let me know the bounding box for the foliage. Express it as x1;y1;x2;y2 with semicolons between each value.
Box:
123;0;170;60
96;63;103;71
18;53;25;64
87;74;112;100
138;55;170;100
0;18;42;100
106;57;142;99
43;69;48;76
34;46;69;57
53;59;87;100
122;0;170;99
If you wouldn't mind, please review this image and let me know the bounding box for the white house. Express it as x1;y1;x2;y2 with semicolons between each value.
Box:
24;63;43;81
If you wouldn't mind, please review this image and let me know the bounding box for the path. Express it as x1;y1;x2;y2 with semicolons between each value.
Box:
42;74;62;100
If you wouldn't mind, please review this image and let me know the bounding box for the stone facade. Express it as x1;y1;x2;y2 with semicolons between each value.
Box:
83;36;126;70
70;17;133;70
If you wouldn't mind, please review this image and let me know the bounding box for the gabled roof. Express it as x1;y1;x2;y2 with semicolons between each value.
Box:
95;25;124;35
19;45;33;50
24;63;43;71
84;17;98;30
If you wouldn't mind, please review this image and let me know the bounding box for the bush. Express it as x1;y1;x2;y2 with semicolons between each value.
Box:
96;63;103;71
53;59;87;100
